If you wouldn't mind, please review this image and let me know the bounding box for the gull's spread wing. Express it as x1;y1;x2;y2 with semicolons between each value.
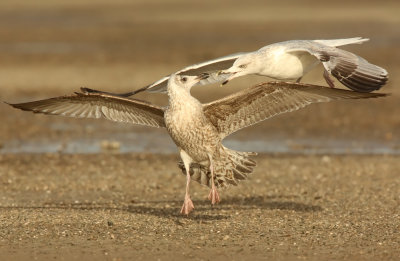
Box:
203;81;387;139
131;52;246;94
8;89;165;128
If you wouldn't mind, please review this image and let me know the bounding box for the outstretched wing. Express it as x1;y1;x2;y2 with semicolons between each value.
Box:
203;81;387;139
287;43;388;92
131;52;246;95
8;89;165;128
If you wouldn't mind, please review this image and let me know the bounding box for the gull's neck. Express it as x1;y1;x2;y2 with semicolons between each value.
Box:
167;83;200;110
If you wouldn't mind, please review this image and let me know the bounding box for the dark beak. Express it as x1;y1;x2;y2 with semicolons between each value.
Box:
220;71;236;86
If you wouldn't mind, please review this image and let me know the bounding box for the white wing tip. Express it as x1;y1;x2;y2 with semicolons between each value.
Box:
353;37;370;43
381;67;389;76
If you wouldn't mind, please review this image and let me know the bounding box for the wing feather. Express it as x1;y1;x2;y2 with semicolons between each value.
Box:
8;91;165;128
133;53;246;94
287;44;388;92
203;82;387;139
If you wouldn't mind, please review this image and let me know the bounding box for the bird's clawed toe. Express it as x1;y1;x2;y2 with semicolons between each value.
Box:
208;187;220;205
180;195;195;215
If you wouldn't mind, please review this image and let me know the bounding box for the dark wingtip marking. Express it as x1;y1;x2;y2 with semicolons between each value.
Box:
329;55;389;93
80;87;95;93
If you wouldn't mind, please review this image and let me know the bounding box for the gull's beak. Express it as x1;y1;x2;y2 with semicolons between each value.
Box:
220;72;237;86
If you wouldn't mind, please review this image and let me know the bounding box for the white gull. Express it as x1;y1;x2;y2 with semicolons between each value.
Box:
92;37;388;97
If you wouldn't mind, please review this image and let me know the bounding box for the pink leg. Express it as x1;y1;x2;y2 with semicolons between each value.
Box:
180;168;195;215
323;69;335;88
207;154;220;205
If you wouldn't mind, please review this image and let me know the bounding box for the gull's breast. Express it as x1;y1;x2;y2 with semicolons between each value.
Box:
258;47;319;80
165;104;219;162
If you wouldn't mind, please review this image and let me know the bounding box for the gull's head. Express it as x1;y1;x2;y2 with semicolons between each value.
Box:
168;73;209;92
218;54;258;85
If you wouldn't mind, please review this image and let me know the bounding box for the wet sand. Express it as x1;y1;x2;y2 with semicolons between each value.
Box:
1;0;400;260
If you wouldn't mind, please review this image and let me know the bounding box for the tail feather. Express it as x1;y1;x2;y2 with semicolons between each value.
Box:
178;147;257;188
232;169;247;180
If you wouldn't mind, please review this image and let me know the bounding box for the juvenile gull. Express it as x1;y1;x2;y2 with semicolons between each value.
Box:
86;37;388;97
8;77;387;215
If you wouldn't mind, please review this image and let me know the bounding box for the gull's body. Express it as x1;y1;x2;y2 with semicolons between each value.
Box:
87;37;388;98
165;79;220;163
8;77;387;215
249;41;322;80
220;38;388;92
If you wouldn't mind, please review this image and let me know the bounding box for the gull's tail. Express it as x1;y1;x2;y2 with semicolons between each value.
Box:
178;147;257;189
314;37;369;47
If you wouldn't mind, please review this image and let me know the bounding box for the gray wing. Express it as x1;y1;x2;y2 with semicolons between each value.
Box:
8;90;165;128
203;81;387;139
133;52;246;94
287;43;388;92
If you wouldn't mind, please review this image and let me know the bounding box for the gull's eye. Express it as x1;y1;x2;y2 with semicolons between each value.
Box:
239;64;247;69
181;77;187;82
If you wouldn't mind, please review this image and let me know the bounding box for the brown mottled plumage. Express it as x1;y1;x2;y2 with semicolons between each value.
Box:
7;77;387;215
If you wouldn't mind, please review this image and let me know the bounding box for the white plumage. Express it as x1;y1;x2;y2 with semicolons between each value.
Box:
91;37;387;97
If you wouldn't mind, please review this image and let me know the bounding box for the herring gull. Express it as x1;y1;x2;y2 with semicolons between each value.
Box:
219;37;388;92
87;37;388;97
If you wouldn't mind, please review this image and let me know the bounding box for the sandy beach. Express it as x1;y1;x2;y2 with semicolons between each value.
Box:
0;0;399;260
1;153;399;261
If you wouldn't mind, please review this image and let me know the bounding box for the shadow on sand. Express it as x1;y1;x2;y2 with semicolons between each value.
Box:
0;195;322;221
126;196;322;221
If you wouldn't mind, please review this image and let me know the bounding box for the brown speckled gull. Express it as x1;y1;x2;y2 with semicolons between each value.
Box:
8;75;387;215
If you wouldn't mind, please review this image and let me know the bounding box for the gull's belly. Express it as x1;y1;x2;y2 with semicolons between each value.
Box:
260;51;319;80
